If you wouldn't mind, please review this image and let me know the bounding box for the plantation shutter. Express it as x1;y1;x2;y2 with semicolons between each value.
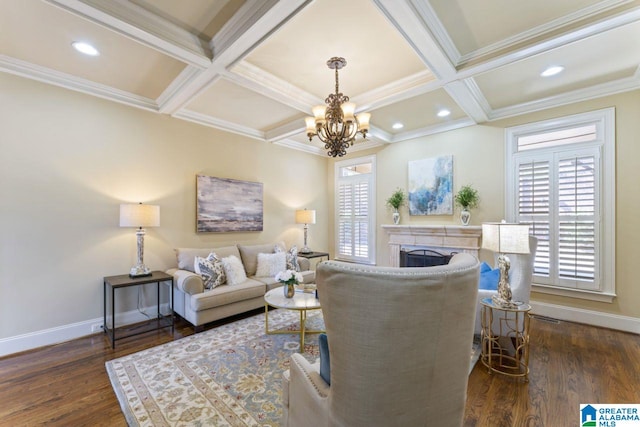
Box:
556;152;598;289
337;180;370;260
517;159;551;282
515;148;600;290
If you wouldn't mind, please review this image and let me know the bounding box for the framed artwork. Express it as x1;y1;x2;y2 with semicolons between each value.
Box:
196;175;263;232
408;155;453;215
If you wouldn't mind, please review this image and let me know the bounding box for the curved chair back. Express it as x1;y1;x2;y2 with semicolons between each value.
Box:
316;253;479;427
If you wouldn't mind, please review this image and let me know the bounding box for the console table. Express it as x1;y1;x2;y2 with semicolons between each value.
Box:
103;271;174;348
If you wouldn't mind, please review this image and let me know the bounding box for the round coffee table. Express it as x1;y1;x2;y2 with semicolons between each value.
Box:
264;286;324;351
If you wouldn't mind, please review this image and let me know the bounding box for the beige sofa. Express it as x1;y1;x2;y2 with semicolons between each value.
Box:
167;242;315;331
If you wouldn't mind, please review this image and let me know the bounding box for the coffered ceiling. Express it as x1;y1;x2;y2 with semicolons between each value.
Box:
2;0;639;156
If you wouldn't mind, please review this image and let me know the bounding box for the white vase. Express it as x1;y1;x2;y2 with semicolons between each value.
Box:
460;208;471;226
392;209;400;225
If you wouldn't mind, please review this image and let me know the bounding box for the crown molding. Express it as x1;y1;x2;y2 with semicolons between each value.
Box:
173;109;264;141
390;117;475;143
272;138;325;156
372;0;457;80
44;0;211;68
157;66;204;113
0;55;158;111
406;0;462;66
489;72;640;120
443;80;489;123
264;120;305;142
160;0;311;114
457;0;636;67
225;61;319;112
352;70;439;112
455;6;640;80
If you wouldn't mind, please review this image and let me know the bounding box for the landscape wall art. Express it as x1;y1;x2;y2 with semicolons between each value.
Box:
196;175;263;232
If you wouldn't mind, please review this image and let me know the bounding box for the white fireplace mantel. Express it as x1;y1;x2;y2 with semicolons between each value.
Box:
381;224;482;267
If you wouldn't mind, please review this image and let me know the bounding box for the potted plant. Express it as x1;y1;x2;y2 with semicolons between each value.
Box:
386;188;407;225
454;185;479;225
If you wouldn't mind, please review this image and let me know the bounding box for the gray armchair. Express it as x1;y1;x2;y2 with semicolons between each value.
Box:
474;236;538;335
282;253;480;427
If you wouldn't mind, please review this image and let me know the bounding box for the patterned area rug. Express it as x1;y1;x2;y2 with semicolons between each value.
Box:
107;309;480;426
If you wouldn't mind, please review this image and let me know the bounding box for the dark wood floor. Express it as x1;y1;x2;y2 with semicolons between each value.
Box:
1;310;639;426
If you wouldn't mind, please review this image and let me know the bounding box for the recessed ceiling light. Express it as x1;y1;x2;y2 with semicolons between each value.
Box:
72;41;99;56
540;65;564;77
437;109;451;118
392;123;404;130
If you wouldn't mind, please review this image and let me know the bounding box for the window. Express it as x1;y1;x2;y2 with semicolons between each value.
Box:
506;108;615;302
335;156;376;264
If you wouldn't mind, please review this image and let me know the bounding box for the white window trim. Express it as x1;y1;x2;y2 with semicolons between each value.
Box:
334;155;376;265
505;108;615;302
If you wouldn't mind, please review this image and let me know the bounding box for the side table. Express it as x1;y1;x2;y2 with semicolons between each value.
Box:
297;251;329;270
480;297;531;382
103;271;174;348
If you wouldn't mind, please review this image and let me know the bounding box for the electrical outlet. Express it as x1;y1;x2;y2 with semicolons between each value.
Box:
91;323;103;333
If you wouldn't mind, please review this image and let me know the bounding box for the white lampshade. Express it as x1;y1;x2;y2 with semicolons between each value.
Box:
357;112;371;132
120;203;160;228
341;102;356;122
305;116;317;134
482;222;530;254
295;209;316;225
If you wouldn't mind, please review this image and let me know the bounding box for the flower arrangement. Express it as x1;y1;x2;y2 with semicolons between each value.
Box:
275;269;304;286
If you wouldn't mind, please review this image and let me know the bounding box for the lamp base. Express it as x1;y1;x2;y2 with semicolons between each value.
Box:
129;264;152;278
299;246;312;254
491;294;521;308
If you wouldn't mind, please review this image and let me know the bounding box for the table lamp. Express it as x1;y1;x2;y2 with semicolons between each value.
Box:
295;209;316;254
481;222;530;307
120;203;160;277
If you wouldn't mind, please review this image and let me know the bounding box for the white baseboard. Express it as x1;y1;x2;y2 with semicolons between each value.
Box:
0;304;171;358
530;301;640;334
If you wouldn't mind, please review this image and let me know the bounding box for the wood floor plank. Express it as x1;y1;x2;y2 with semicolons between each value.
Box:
1;311;639;426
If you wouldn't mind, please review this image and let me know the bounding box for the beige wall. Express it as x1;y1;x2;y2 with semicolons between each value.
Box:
0;73;329;339
329;89;640;321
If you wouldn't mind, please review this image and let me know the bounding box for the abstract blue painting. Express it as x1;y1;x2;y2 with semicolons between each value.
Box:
408;156;453;215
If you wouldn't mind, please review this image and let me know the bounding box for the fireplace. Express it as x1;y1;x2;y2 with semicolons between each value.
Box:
400;249;455;267
382;225;482;267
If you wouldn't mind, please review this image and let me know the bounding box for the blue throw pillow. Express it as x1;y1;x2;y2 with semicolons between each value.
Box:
319;333;331;385
479;262;492;273
479;267;500;290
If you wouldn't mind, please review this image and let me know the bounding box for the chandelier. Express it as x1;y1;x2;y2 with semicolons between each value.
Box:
305;57;371;157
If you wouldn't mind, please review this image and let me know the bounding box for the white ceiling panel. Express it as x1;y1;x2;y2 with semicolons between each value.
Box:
186;78;305;132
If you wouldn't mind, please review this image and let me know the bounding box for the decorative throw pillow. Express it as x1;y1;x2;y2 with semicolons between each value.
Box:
194;252;226;290
255;252;287;277
274;244;300;272
319;333;331;385
221;255;248;285
479;267;500;291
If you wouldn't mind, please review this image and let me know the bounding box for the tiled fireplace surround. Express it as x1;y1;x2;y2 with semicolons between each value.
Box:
381;225;482;267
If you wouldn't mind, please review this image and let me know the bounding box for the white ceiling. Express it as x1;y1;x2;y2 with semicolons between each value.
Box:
2;0;639;156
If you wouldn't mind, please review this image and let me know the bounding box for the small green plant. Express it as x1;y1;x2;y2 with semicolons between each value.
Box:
454;185;479;209
386;188;407;210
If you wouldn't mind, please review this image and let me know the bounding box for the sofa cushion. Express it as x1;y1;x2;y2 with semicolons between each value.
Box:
194;252;226;289
190;279;265;311
238;243;276;276
221;255;248;285
256;252;287;277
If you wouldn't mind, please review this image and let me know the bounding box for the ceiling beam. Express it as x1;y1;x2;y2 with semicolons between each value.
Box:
158;0;312;114
44;0;212;68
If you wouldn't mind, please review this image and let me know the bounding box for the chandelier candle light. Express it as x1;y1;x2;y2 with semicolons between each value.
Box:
305;57;371;157
120;203;160;277
481;222;530;307
295;209;316;254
